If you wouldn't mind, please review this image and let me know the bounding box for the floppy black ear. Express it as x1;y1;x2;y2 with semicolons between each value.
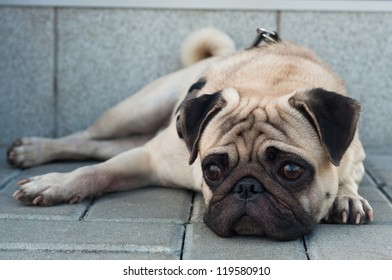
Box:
289;88;361;166
176;92;226;164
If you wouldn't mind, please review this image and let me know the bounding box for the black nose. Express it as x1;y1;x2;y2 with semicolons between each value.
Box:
233;177;265;201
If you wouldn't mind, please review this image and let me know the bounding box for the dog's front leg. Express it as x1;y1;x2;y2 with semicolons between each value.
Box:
13;146;157;206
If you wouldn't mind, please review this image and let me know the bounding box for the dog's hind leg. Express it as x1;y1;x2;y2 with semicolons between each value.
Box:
7;61;208;168
7;133;154;168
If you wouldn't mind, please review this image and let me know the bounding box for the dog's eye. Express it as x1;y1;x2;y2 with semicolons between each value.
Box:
279;162;304;181
204;164;222;182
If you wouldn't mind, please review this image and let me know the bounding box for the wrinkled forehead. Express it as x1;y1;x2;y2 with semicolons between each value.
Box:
199;88;321;165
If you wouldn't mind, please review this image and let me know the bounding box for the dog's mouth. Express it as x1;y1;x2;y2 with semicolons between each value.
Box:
203;190;316;241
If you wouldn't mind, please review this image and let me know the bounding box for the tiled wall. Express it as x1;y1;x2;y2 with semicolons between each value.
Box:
1;7;391;148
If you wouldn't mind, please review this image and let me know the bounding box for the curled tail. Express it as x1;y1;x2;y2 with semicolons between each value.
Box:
180;28;235;67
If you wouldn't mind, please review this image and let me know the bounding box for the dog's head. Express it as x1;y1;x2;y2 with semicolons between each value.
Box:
176;46;361;241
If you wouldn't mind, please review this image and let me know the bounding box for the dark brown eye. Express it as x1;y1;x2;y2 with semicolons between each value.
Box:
204;164;222;181
280;163;304;181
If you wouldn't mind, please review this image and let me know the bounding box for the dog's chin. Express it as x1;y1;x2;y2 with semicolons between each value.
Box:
231;215;265;236
203;193;316;241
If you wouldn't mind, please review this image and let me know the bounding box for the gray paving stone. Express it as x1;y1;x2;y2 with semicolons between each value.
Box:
0;219;183;257
0;249;176;260
183;222;307;260
0;162;96;220
281;12;392;148
368;202;392;225
305;224;392;259
382;186;392;201
0;147;20;190
0;7;55;146
306;195;392;259
85;187;192;223
360;173;377;188
0;169;19;191
358;187;390;203
56;8;276;136
364;152;392;185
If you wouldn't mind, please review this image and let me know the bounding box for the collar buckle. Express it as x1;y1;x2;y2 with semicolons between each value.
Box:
250;28;280;48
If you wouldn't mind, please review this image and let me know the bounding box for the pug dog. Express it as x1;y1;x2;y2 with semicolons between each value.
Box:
7;28;373;241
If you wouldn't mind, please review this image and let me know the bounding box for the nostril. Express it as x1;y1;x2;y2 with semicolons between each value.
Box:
233;184;243;193
252;183;264;193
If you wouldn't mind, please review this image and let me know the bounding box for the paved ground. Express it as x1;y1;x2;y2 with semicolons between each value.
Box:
0;146;391;260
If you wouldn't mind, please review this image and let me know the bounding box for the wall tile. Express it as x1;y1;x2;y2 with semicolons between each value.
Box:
0;8;55;145
281;12;392;147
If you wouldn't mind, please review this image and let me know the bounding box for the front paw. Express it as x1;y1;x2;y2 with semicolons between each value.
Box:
13;173;84;206
324;195;373;224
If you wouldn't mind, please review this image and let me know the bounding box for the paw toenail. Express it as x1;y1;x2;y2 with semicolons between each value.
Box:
355;213;361;224
14;191;25;200
69;194;81;204
33;196;43;205
367;210;374;222
341;211;348;223
14;139;23;146
13;190;22;198
6;151;16;165
17;179;30;185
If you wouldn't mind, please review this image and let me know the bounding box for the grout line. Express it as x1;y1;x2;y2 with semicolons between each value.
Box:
301;236;310;260
365;168;386;188
180;191;195;260
53;7;59;138
78;197;96;221
380;188;392;203
0;170;21;191
276;10;281;34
